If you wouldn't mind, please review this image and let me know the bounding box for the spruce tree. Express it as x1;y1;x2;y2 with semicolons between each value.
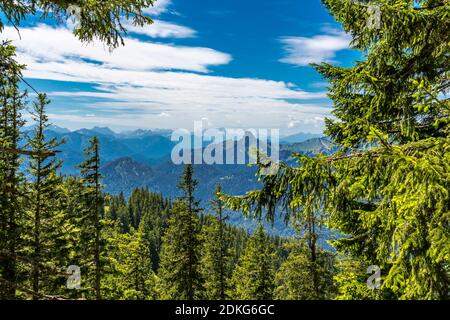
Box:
315;0;450;299
222;0;450;299
0;43;26;299
78;136;104;300
103;225;158;300
58;176;90;299
106;191;127;223
274;240;336;300
230;224;275;300
158;165;203;300
25;93;64;299
106;189;171;273
0;0;157;298
201;185;232;300
138;191;171;272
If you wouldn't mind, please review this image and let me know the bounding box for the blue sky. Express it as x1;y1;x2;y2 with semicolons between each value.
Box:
1;0;360;135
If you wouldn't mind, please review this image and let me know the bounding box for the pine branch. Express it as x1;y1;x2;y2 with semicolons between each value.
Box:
323;137;442;163
413;4;449;10
325;151;379;162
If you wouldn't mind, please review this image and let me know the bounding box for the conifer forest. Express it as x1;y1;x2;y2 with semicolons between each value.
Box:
0;0;449;302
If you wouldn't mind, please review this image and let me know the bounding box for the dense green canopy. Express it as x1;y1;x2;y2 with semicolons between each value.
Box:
222;0;450;299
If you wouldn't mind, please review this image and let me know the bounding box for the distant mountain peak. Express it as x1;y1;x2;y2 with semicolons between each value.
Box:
91;127;117;136
102;157;154;179
101;157;154;195
281;132;323;144
23;124;70;134
48;125;71;133
280;137;336;157
118;128;173;139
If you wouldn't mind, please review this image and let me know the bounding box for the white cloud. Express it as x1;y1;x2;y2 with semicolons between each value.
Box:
122;0;195;40
67;0;193;39
280;30;352;66
2;25;329;133
2;25;228;73
143;0;172;15
123;19;196;38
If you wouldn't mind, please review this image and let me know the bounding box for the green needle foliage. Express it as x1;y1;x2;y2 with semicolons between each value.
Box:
0;0;156;298
229;224;276;300
103;225;158;300
158;165;203;300
333;257;386;300
1;0;448;301
0;0;156;49
0;45;26;299
222;0;450;300
274;237;336;300
24;93;65;299
78;137;104;300
201;185;233;300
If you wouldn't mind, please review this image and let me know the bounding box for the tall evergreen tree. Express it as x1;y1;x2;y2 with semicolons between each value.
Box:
158;165;203;300
50;176;86;299
103;225;158;300
222;0;450;299
0;0;158;298
201;185;232;300
274;240;336;300
315;0;450;300
78;136;104;300
138;191;171;272
229;224;276;300
24;93;64;299
0;43;26;299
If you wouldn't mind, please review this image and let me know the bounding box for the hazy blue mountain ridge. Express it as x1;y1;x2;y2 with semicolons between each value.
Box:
20;126;330;236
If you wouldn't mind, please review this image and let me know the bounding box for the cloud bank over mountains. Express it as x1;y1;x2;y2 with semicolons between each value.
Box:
1;0;341;134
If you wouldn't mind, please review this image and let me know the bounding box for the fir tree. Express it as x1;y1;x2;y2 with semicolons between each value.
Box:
78;136;104;300
138;191;171;272
274;240;336;300
201;185;232;300
103;225;158;300
107;189;171;272
222;0;450;300
158;165;203;300
106;191;126;222
24;93;64;299
230;224;275;300
0;43;26;299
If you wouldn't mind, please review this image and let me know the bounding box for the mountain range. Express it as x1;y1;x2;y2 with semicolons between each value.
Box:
21;126;334;236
